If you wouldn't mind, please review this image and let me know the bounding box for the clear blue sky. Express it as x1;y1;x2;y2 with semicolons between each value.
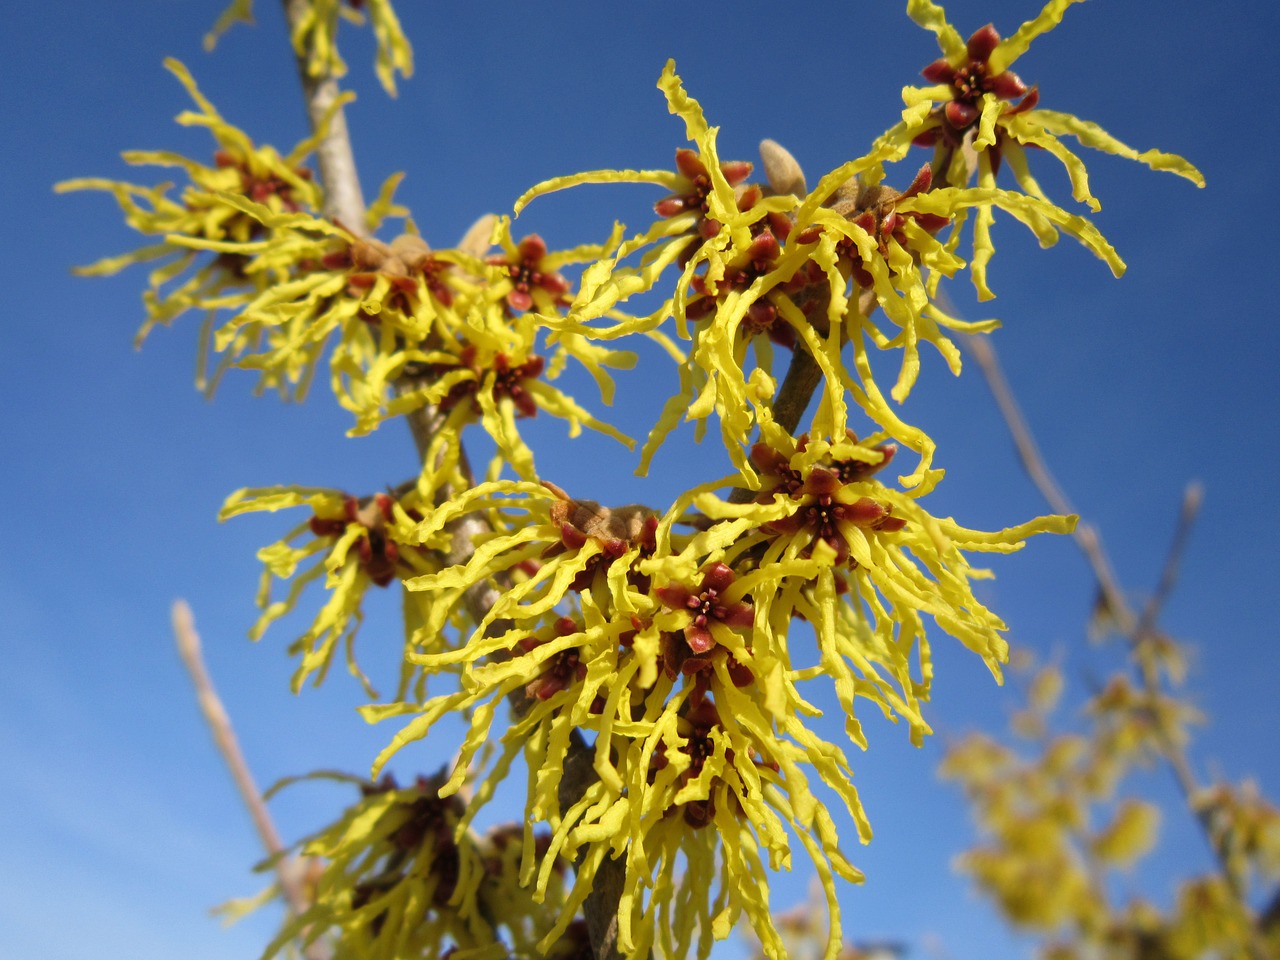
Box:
3;2;1277;958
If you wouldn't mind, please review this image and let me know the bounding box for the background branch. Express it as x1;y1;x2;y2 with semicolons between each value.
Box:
966;334;1273;953
964;333;1131;633
172;600;330;960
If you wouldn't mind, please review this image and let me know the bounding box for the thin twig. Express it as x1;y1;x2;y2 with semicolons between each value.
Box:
172;600;329;960
773;341;824;436
1133;482;1203;647
964;333;1132;633
967;335;1272;955
282;0;366;231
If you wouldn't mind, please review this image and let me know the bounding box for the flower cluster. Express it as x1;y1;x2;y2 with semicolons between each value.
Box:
220;485;444;697
944;656;1280;960
890;0;1203;298
257;772;586;960
516;0;1201;485
56;59;326;380
63;61;636;493
69;2;1211;958
163;198;636;482
365;421;1072;954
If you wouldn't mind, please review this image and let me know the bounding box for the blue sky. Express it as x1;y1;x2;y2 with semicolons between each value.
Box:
3;1;1278;958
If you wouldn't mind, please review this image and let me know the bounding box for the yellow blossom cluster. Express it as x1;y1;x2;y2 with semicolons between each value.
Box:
516;39;1199;491
219;485;447;698
60;59;634;468
256;772;587;960
944;656;1280;959
67;1;1215;958
56;58;327;386
359;421;1070;955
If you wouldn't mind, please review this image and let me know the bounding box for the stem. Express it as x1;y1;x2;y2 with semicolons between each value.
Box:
964;334;1132;632
772;343;824;436
967;334;1272;954
282;0;366;231
728;289;873;506
172;601;330;960
274;8;630;956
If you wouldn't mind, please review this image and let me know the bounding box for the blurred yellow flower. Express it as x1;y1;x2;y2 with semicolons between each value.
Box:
56;59;325;370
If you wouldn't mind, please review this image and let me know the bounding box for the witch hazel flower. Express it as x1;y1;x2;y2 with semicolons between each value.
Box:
364;478;661;797
56;59;324;358
206;0;414;97
887;0;1203;297
682;428;1076;742
219;485;439;696
654;562;755;658
654;146;755;244
544;681;868;960
486;228;572;314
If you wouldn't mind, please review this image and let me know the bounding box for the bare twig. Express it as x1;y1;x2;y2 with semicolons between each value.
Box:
1133;482;1203;648
773;343;824;437
964;333;1132;634
172;601;329;960
967;335;1272;955
282;0;366;230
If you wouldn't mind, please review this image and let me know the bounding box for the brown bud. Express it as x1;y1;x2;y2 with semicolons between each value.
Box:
349;236;393;271
759;138;807;197
543;481;656;544
388;233;432;271
457;213;498;258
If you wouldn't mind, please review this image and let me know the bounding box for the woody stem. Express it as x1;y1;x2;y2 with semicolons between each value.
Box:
277;8;630;959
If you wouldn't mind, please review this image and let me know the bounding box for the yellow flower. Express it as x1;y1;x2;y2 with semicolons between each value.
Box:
1167;877;1259;957
364;476;876;960
220;485;446;697
1091;798;1161;867
369;445;1071;960
544;689;867;960
56;59;325;368
151;199;634;489
345;276;636;482
790;158;1126;398
367;478;658;798
889;0;1203;298
515;62;795;479
259;772;497;960
1192;780;1280;889
509;59;1134;491
687;429;1075;747
206;0;414;97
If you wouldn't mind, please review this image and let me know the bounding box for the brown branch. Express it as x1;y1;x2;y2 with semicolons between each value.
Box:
1133;482;1203;648
964;333;1132;634
172;601;330;960
967;335;1273;955
272;8;632;955
773;342;824;437
282;0;366;231
558;731;628;960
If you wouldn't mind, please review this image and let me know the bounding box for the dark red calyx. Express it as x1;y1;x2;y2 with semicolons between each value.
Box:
922;59;957;84
945;101;981;128
675;148;707;180
966;24;1001;63
989;70;1027;100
